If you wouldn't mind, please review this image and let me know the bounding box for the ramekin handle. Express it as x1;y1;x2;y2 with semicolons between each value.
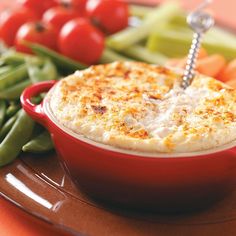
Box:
20;80;57;126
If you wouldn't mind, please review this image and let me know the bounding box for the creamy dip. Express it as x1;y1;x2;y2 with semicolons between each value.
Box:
49;62;236;153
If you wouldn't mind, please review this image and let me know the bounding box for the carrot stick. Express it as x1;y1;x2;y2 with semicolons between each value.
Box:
165;58;182;67
198;48;208;59
176;57;187;69
196;54;226;78
226;79;236;88
217;59;236;82
165;48;207;68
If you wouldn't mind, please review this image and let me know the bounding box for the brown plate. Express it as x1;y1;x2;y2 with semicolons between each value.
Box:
1;152;236;235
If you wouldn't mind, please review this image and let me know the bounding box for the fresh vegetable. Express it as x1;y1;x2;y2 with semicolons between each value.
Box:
0;79;31;100
0;45;60;166
197;54;226;78
42;5;79;33
0;109;34;167
0;41;9;54
31;97;43;106
147;26;236;61
0;115;17;142
166;50;227;78
18;0;58;17
226;79;236;88
129;5;152;18
0;66;14;76
27;58;58;83
107;2;181;50
1;51;41;66
6;103;21;118
196;48;208;59
22;130;54;153
0;64;28;91
169;12;236;47
121;44;167;65
59;18;105;64
86;0;129;34
15;22;58;54
29;42;87;73
165;38;236;85
166;48;208;67
166;51;227;78
0;100;6;128
99;48;132;64
218;59;236;82
62;0;87;15
0;8;37;46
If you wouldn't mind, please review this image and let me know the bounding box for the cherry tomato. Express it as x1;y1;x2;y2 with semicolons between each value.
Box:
86;0;129;34
58;18;104;64
0;8;38;47
15;22;58;54
18;0;58;17
43;6;79;33
60;0;87;15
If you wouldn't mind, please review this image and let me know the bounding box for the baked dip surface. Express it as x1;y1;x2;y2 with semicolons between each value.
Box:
49;62;236;153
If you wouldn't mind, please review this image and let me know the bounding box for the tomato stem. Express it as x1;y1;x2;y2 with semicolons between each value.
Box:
35;22;45;32
60;0;72;9
91;17;109;35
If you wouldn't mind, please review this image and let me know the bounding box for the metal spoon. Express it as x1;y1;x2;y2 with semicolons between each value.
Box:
181;0;215;89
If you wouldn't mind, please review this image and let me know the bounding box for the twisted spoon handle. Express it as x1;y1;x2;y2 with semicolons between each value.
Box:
182;32;202;88
181;0;214;89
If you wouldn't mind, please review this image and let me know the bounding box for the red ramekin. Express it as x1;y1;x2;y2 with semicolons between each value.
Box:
21;80;236;212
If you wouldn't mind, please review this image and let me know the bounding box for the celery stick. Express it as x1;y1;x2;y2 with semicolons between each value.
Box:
129;5;153;18
208;27;236;46
121;45;167;65
169;13;236;46
169;13;187;27
147;29;236;60
99;48;132;64
107;2;181;51
160;24;216;42
169;24;236;45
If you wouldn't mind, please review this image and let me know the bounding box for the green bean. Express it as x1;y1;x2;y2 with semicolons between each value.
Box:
31;123;45;138
28;43;87;73
22;130;54;153
0;115;17;141
0;100;6;128
0;110;34;167
6;104;21;118
27;58;57;84
0;66;14;76
0;79;31;100
42;59;58;80
0;60;5;67
31;96;43;105
0;64;28;91
9;100;19;106
1;51;41;66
